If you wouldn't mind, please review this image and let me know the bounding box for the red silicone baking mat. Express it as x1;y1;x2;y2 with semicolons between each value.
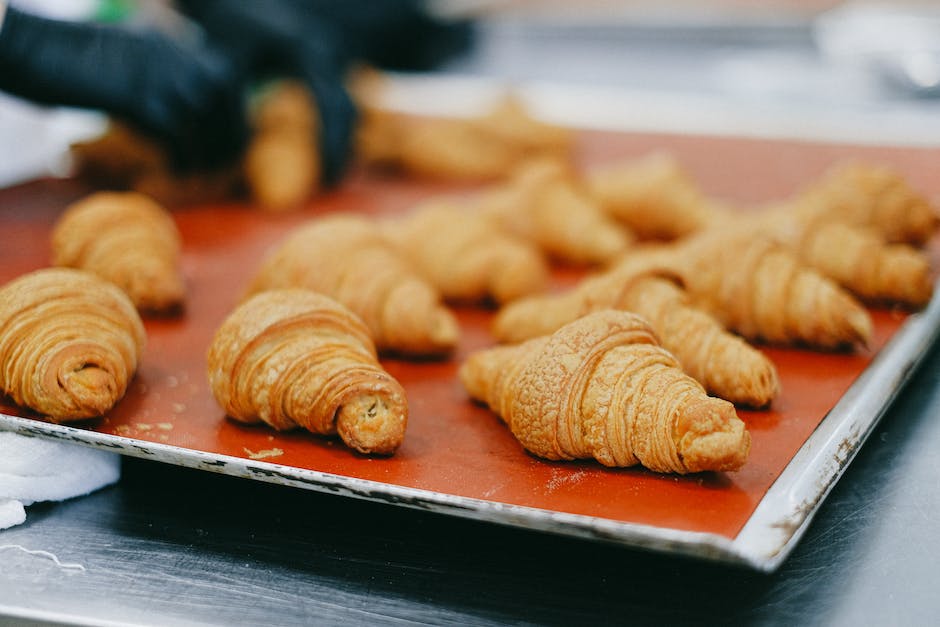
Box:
1;130;937;569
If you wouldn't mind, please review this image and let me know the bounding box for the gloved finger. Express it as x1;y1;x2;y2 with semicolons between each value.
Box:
146;42;249;173
305;72;357;186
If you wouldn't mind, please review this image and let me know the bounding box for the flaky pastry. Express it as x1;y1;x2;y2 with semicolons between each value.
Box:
245;214;459;356
207;290;407;454
51;191;185;313
0;268;145;421
460;310;750;473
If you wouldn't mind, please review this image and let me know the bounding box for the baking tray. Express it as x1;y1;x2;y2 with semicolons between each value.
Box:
1;131;938;572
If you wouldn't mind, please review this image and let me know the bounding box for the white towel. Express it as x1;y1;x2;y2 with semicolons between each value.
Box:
0;432;121;530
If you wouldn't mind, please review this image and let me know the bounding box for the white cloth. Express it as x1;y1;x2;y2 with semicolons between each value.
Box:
0;432;121;530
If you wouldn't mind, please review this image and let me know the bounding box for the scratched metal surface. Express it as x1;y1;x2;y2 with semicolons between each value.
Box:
1;336;939;626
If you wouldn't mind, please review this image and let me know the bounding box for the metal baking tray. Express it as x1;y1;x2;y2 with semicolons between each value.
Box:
1;130;938;572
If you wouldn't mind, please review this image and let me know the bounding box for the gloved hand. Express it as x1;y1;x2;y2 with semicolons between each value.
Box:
179;0;475;185
0;6;248;172
180;0;356;185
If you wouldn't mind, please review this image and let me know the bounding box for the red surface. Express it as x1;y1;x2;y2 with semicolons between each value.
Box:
1;130;937;540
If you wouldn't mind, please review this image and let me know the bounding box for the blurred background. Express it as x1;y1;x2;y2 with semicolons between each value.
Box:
2;0;939;188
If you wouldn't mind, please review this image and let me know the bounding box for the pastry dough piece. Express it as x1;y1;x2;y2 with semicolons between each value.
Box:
0;268;145;421
748;206;933;307
494;260;779;407
51;191;185;313
460;310;750;473
586;153;725;241
798;162;938;246
246;214;459;356
478;159;633;266
625;230;873;349
244;81;321;212
382;199;550;304
207;290;407;454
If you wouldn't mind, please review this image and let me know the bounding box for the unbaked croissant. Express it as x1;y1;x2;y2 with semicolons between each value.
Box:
51;191;185;313
797;162;938;246
460;310;750;473
207;289;407;455
493;259;779;407
0;268;145;421
245;214;459;356
622;230;873;350
586;153;724;241
381;199;550;304
477;158;632;265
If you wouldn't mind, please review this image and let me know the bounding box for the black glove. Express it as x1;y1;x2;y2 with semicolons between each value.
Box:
179;0;475;185
303;0;476;72
180;1;355;185
0;6;248;172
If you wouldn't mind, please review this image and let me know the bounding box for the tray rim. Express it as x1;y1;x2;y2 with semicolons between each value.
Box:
2;285;939;572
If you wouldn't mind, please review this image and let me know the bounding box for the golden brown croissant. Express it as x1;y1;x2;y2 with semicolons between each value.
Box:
207;289;407;454
394;116;523;182
244;81;321;212
622;230;873;350
477;158;633;265
246;214;459;356
797;162;938;246
0;268;145;421
586;153;725;241
51;191;185;313
743;206;933;307
460;310;750;473
493;260;779;407
381;199;550;304
354;81;572;182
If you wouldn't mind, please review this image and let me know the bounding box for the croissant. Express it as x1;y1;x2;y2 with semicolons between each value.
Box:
744;206;933;307
0;268;145;421
207;290;407;454
493;261;779;407
244;81;321;212
51;191;185;313
246;214;459;356
477;159;632;265
355;88;572;182
381;199;550;304
460;310;750;473
623;230;873;349
586;153;724;241
473;94;572;161
798;162;938;246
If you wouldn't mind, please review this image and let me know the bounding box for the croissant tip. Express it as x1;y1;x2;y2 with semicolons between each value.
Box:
430;310;461;349
336;393;407;455
59;366;120;419
677;401;750;473
734;363;781;409
848;307;875;349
